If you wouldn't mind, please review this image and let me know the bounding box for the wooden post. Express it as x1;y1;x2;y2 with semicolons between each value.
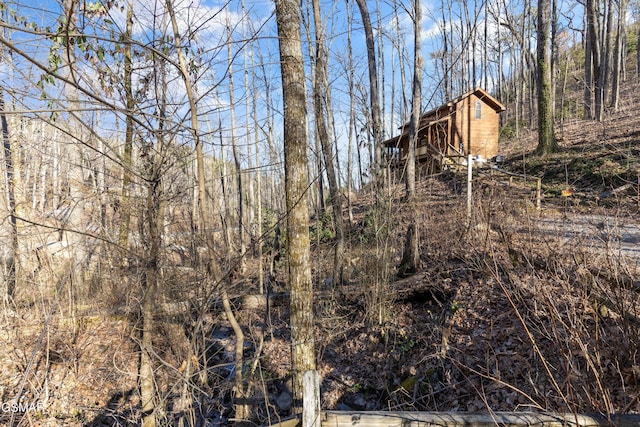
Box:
536;178;541;211
467;154;472;225
303;370;320;427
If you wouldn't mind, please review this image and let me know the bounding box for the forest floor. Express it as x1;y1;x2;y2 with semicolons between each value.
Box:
2;93;640;425
255;94;640;420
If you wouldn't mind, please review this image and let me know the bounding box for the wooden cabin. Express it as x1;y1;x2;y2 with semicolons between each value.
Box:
384;87;505;171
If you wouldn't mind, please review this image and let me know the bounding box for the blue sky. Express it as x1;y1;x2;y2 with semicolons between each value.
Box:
0;0;588;186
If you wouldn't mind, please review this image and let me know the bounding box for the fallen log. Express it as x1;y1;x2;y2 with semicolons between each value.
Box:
598;183;633;199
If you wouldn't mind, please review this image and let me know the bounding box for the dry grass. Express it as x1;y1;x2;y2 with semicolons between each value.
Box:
3;92;640;424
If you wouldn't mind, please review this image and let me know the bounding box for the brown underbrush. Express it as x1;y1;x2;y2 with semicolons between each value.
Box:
2;111;640;425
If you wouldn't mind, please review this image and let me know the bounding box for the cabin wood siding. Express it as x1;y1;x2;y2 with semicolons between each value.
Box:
452;93;500;160
384;88;504;168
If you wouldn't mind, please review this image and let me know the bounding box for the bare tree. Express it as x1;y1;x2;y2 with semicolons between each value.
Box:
346;0;356;223
610;0;627;111
227;14;246;270
302;4;326;220
118;0;134;254
1;87;17;299
405;0;422;201
585;0;603;120
138;44;170;427
535;0;558;154
399;0;422;277
311;0;345;285
166;0;247;421
355;0;383;193
274;0;316;408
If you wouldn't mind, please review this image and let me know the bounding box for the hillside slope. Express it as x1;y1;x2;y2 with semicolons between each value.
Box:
1;83;639;427
499;77;640;215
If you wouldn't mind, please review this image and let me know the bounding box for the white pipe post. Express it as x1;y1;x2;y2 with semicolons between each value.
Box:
467;154;473;224
303;370;320;427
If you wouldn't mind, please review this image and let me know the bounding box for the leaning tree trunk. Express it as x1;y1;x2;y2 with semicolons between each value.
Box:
274;0;316;410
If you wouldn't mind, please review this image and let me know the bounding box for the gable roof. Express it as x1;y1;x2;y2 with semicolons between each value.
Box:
412;87;506;126
450;86;506;113
383;87;505;147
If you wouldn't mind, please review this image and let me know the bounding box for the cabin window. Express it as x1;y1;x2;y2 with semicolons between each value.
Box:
475;100;482;119
418;137;427;147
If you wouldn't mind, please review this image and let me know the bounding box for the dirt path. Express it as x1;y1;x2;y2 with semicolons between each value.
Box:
532;213;640;261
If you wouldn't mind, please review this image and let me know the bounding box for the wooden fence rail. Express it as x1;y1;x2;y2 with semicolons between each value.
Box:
320;411;640;427
268;411;640;427
473;162;543;211
264;371;640;427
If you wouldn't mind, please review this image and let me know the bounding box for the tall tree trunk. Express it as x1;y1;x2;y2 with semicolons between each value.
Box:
601;0;614;114
118;1;134;254
257;48;281;214
637;26;640;78
355;118;364;189
303;5;326;220
355;0;383;194
243;3;256;273
482;0;487;89
311;0;344;285
550;0;558;119
586;0;603;120
535;0;558;155
394;0;409;118
584;19;593;119
610;0;626;111
140;158;161;427
471;0;478;87
376;0;386;139
167;1;246;421
274;0;316;409
405;0;422;201
496;13;503;99
1;88;17;299
61;0;84;241
399;0;422;277
559;52;571;133
441;0;451;100
251;62;264;294
602;0;614;108
138;27;174;426
227;16;246;270
347;0;355;221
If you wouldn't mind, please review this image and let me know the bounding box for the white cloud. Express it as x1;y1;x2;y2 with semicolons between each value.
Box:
103;0;270;45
